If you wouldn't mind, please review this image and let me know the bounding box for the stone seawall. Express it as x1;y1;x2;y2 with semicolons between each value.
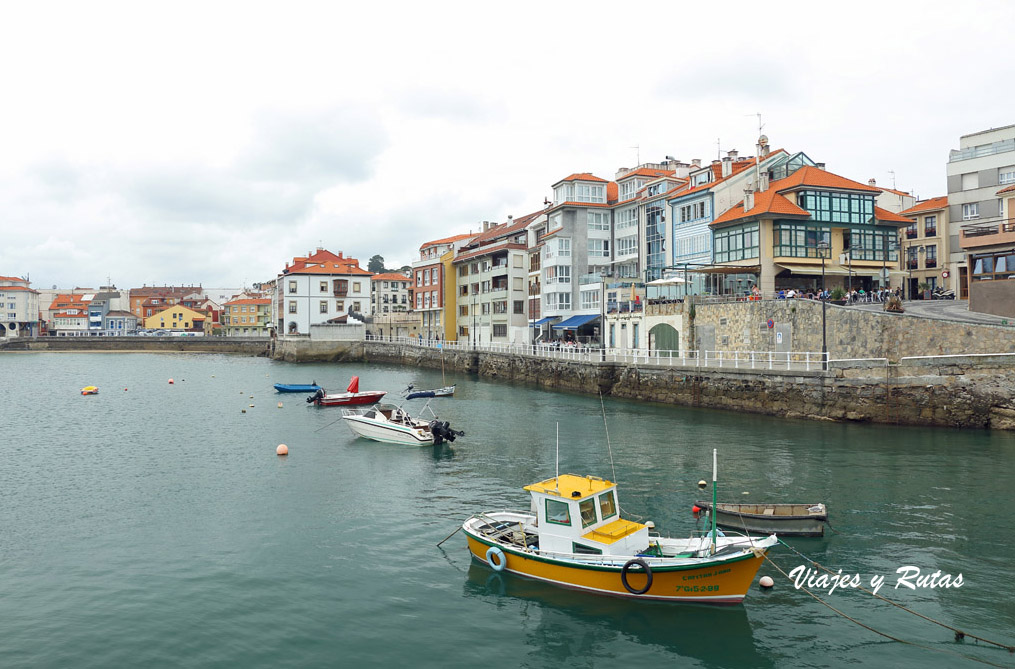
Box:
271;339;1015;430
0;337;272;355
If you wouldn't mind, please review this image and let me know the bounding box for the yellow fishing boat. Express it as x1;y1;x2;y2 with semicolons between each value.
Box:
462;467;777;604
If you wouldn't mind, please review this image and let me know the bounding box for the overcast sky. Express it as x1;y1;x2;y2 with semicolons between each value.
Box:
1;0;1011;290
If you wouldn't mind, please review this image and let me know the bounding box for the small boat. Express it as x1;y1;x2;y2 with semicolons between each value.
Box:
694;501;828;537
342;401;463;446
274;382;323;393
81;386;99;395
307;376;386;407
404;384;456;399
462;452;777;604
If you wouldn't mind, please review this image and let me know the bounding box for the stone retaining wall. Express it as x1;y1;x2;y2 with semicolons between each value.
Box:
0;336;271;355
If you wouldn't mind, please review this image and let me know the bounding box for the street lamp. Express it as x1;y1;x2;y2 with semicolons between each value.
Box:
818;240;830;370
883;238;898;293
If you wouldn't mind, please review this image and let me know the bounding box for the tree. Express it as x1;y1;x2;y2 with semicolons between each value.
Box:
368;255;386;273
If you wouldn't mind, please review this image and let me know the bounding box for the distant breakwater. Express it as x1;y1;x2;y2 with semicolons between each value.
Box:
273;339;1015;431
0;336;272;356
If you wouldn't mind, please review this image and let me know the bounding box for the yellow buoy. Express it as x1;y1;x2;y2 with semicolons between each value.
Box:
276;444;288;456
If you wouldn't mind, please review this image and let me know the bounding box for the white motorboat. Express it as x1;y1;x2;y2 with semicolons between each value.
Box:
341;401;463;446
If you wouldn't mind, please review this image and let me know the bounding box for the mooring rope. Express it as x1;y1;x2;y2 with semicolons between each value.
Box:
775;538;1014;653
763;554;1010;667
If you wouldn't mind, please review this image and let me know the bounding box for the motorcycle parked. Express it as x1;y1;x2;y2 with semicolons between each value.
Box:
932;287;955;300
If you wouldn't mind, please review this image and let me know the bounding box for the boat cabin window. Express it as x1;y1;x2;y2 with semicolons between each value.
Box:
579;498;597;527
545;499;571;526
364;410;376;419
572;542;603;555
598;491;617;520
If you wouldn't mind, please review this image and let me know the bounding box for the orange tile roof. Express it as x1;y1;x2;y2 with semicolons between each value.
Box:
772;166;882;193
554;172;608;184
879;187;912;197
225;298;272;306
0;275;28;283
617;168;676;180
1;285;35;292
455;242;526;263
419;233;475;249
371;273;411;282
461;211;540;248
284;248;371;276
607;181;618;202
997;184;1015;196
874;206;914;224
900;196;948;215
711;190;810;226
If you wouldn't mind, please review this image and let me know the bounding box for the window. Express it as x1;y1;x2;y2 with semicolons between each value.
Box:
492;300;507;314
417;294;423;309
545;265;571;285
513;300;524;314
492;324;507;337
799;191;874;224
580;290;600;310
924;215;937;237
459;305;468;316
288;281;297;294
422;272;429;286
633;323;639;349
713;223;760;263
925;245;937;268
558;238;571;257
773;223;830;258
319;301;328;313
288;301;297;314
320;281;327;292
353;282;361;292
545;499;571;526
616;207;638;231
579;498;597;527
963;203;979;220
904;221;918;239
352;302;360;312
481;303;490;315
1000;169;1015;185
588;239;610;258
617;236;638;257
572;542;603;555
679;200;709;223
598;491;617;520
547;292;571;310
459;266;468;277
609;324;615;347
961;172;979;191
336;300;344;311
587;210;610;231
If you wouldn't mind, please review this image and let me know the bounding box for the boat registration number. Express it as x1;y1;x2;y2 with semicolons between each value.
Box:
676;584;719;593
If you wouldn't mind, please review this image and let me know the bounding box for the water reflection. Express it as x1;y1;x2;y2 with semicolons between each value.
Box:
462;563;773;669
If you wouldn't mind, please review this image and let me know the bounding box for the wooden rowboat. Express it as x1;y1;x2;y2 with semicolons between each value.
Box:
694;501;828;537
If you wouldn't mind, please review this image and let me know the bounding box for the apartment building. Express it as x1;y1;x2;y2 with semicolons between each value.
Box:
411;234;474;340
223;297;273;335
276;249;372;334
899;197;950;298
371;272;412;316
0;275;39;337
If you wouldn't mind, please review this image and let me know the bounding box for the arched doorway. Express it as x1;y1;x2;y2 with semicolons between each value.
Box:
649;323;679;355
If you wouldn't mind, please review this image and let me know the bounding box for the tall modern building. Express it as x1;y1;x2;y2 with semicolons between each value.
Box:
946;124;1015;299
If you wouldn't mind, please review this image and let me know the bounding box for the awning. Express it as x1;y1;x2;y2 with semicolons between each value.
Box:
647;276;687;285
529;316;555;327
777;263;849;276
690;265;761;275
551;314;600;330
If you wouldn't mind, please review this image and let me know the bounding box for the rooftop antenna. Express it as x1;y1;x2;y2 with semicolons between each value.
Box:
630;144;640;166
888;170;897;190
716;137;722;160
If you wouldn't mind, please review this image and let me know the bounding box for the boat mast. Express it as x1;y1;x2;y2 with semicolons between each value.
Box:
711;448;718;555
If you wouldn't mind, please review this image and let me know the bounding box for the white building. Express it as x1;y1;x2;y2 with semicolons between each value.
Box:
0;275;40;337
276;249;372;335
370;272;412;315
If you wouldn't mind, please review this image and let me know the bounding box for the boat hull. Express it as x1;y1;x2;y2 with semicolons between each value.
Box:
274;384;322;393
696;501;827;537
313;391;387;407
342;415;434;445
463;532;767;604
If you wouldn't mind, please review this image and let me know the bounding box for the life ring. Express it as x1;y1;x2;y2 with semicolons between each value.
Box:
621;558;653;595
486;545;506;572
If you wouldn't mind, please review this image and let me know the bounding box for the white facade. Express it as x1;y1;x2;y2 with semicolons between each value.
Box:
278;273;371;334
0;276;40;337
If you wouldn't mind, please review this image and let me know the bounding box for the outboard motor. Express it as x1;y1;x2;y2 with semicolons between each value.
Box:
307;388;325;404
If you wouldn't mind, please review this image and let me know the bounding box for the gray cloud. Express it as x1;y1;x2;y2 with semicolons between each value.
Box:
655;57;798;103
394;86;504;123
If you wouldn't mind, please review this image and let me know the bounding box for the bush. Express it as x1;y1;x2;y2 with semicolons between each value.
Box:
829;287;846;300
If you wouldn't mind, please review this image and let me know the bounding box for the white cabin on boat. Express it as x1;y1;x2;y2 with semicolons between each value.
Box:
525;474;650;556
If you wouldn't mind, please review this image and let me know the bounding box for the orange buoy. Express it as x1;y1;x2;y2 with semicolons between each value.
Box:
691;505;702;515
276;444;288;456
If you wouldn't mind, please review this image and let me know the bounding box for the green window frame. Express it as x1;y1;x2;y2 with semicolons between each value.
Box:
579;498;597;527
572;542;603;555
598;491;618;520
713;223;759;263
545;498;572;526
799;190;874;224
773;223;830;258
845;227;898;262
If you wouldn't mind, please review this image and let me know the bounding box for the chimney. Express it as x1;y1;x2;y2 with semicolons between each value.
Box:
816;162;826;170
721;156;732;178
744;187;755;212
507;215;513;223
759;171;770;192
691;158;701;168
868;178;877;186
727;149;739;161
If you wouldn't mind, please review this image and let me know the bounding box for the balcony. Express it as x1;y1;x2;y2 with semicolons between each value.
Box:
907;259;919;270
924;228;936;237
905;229;918;239
961;218;1015;250
925;258;937;268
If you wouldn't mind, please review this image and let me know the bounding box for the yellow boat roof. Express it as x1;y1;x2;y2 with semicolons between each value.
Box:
524;474;615;500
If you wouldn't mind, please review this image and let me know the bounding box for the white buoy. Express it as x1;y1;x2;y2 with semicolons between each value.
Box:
645;520;655;529
277;402;283;408
276;444;288;456
742;491;750;495
697;480;707;489
760;576;774;589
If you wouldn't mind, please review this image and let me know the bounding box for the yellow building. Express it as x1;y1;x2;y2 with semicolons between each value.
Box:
144;304;207;331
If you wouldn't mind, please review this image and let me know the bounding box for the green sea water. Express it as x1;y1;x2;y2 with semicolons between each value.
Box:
1;352;1013;668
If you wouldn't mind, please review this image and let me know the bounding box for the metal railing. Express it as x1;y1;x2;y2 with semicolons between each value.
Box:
371;336;828;371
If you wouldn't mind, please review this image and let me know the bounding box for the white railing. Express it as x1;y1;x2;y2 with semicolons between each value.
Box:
368;336;828;371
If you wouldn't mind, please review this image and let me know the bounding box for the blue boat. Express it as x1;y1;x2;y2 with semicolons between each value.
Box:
274;383;323;393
